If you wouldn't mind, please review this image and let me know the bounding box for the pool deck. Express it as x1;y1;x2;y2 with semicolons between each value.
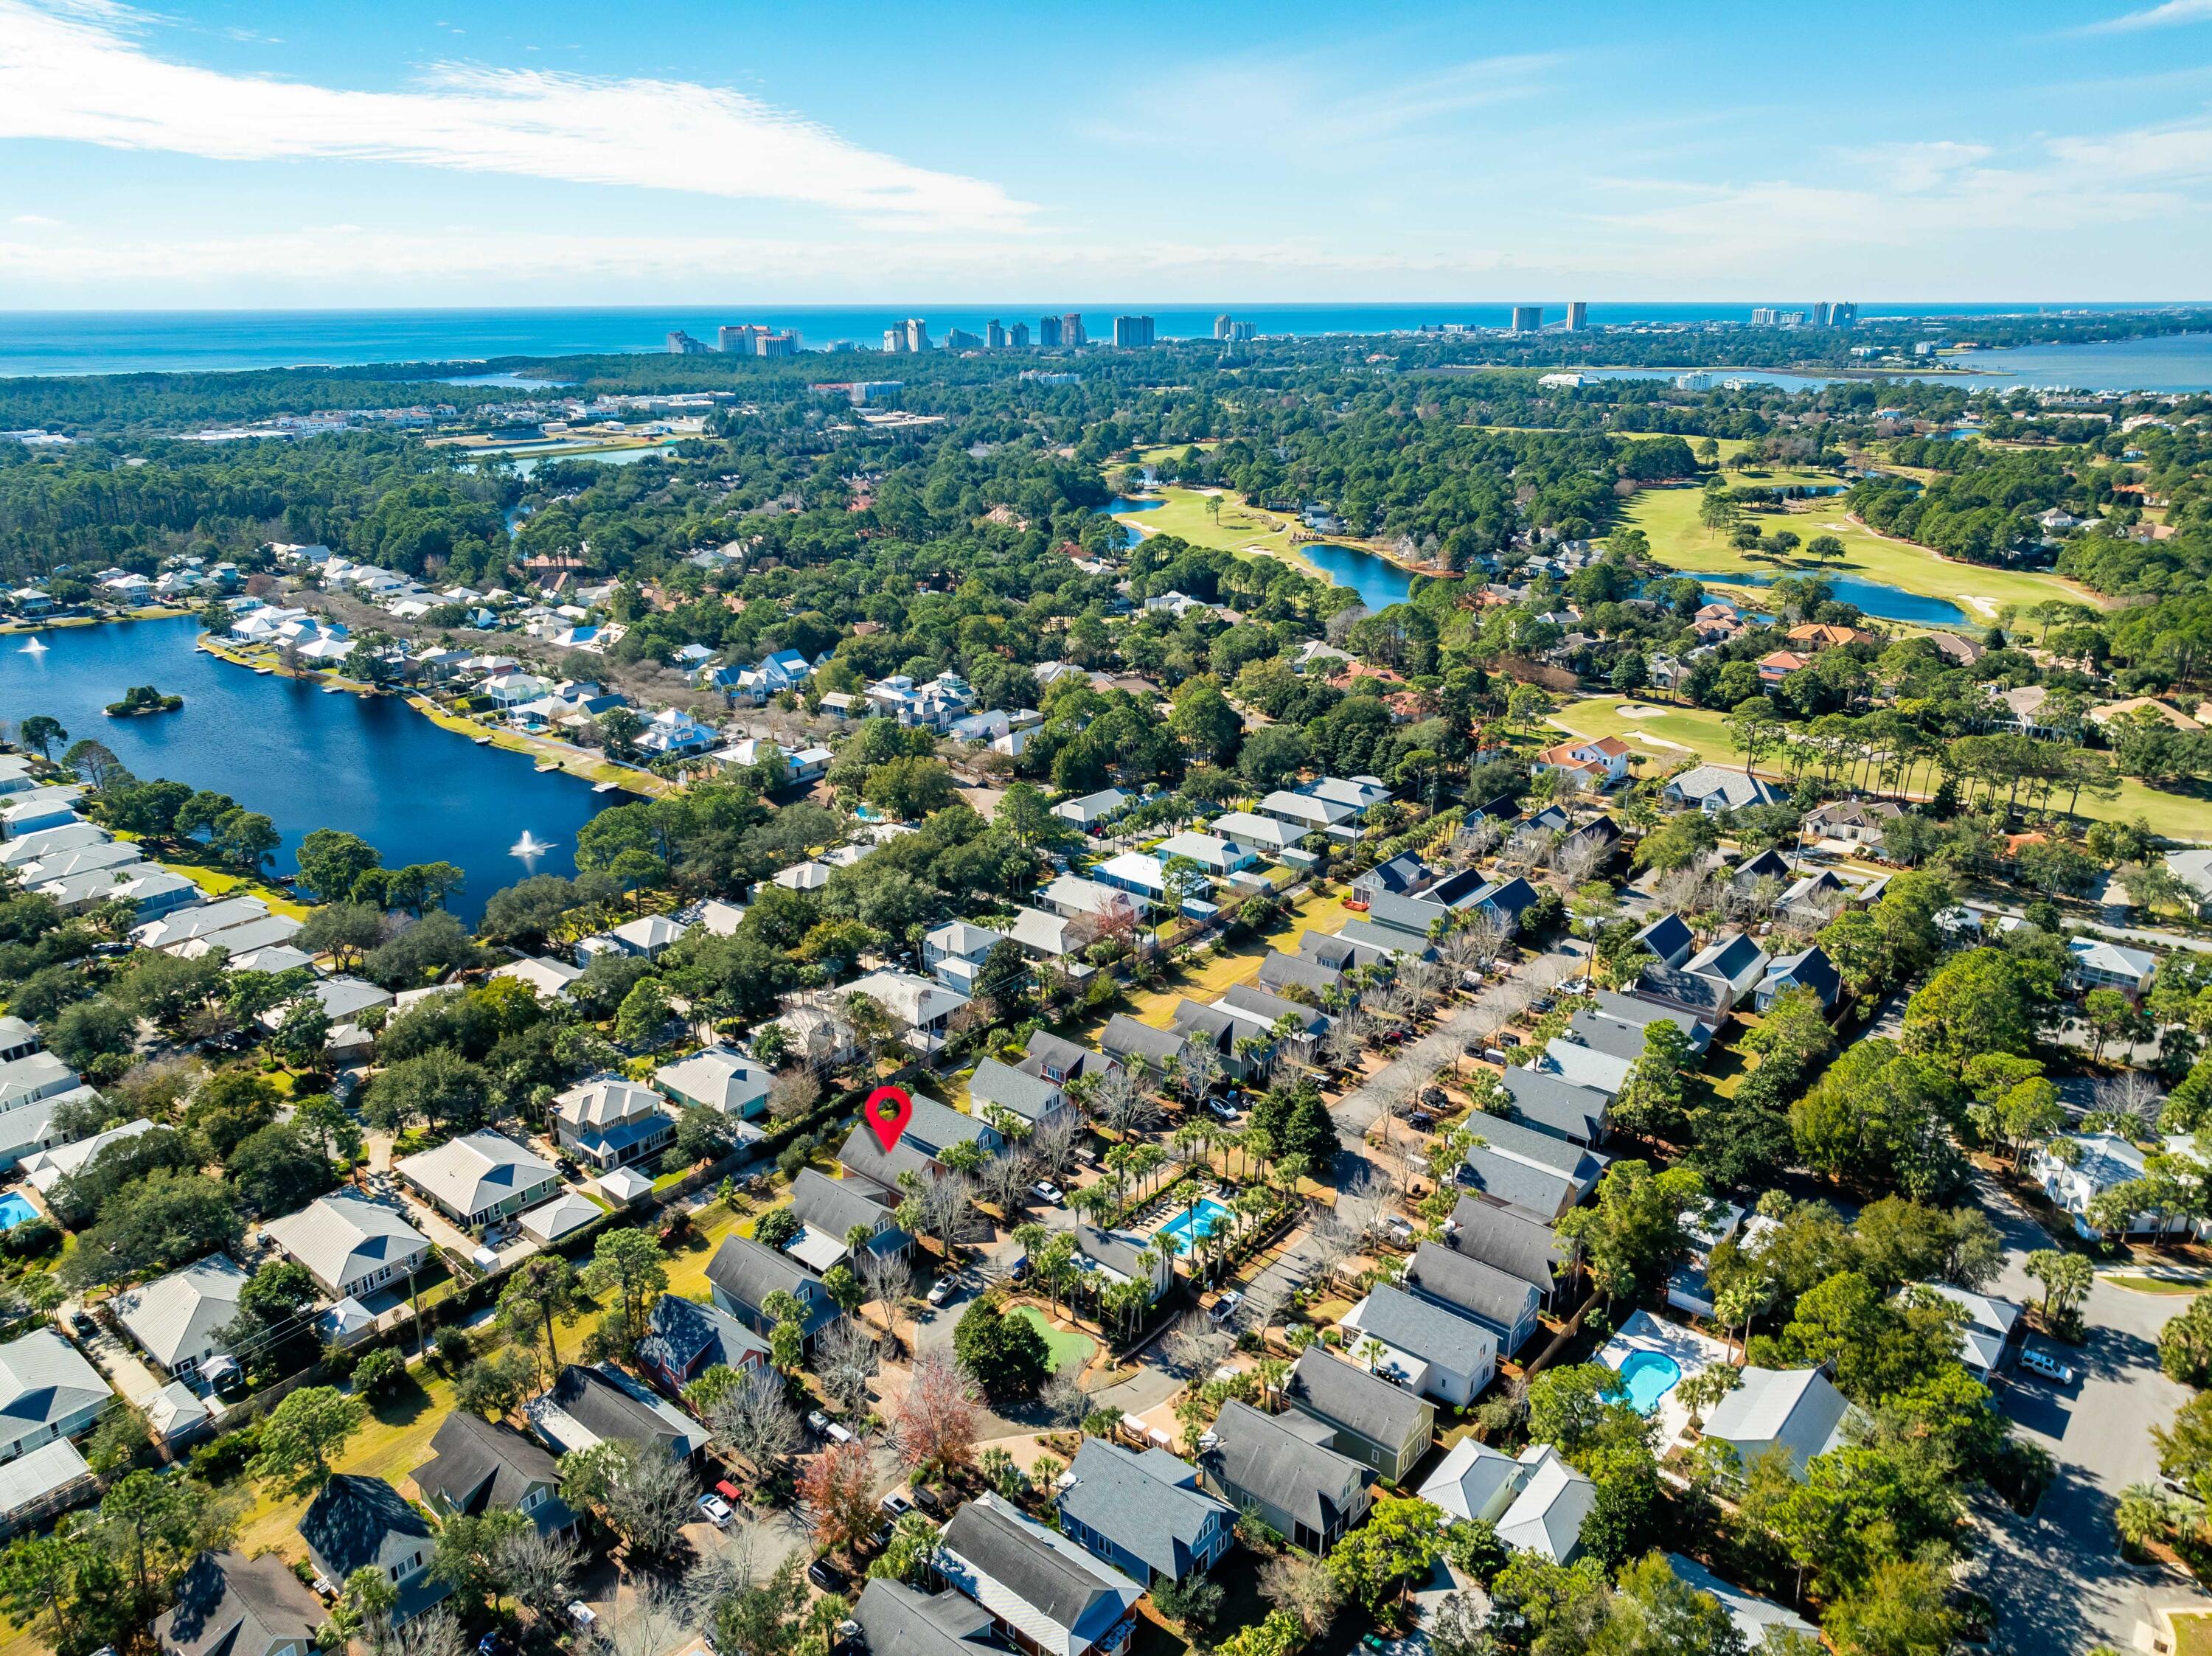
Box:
1145;1194;1234;1254
1598;1307;1732;1451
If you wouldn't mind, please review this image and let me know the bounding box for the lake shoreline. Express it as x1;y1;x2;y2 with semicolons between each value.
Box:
194;633;669;798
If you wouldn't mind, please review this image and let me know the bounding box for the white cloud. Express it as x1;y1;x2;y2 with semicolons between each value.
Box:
2082;0;2212;30
0;0;1029;229
9;213;60;226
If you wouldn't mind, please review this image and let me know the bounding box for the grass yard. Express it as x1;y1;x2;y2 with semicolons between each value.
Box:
230;1368;462;1558
128;838;314;920
1093;888;1357;1032
1010;1305;1096;1374
2105;1271;2207;1297
2174;1613;2212;1656
1548;696;2212;841
1621;480;2101;617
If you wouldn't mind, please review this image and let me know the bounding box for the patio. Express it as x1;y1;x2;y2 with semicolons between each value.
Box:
1596;1307;1732;1450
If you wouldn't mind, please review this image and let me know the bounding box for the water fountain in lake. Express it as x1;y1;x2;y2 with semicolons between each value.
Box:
18;637;46;653
510;830;554;860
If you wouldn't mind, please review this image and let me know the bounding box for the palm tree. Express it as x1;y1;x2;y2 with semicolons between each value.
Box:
2117;1483;2183;1558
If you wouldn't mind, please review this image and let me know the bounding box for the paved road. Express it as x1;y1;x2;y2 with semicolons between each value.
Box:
1964;898;2212;959
1966;1174;2211;1655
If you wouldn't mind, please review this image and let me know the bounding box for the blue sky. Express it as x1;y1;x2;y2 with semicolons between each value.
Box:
2;0;2211;306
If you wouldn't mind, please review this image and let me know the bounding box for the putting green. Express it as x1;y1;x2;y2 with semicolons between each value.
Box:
1012;1305;1096;1374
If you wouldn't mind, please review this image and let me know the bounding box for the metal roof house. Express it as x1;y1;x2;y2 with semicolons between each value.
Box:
1197;1399;1374;1555
1703;1367;1859;1481
113;1254;248;1380
1280;1346;1436;1484
552;1076;677;1170
0;1329;110;1466
936;1493;1144;1656
1055;1439;1235;1586
1419;1436;1532;1526
394;1129;561;1232
654;1046;774;1120
1496;1445;1595;1562
262;1194;431;1301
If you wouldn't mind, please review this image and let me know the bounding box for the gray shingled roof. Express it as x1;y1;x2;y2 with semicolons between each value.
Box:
969;1058;1065;1124
852;1578;1003;1656
639;1292;772;1377
1057;1438;1232;1580
939;1495;1137;1636
1458;1147;1576;1219
703;1236;843;1337
157;1551;324;1656
1200;1399;1371;1532
1102;1015;1186;1068
1403;1242;1542;1336
1447;1198;1565;1295
1463;1112;1607;1181
541;1364;695;1458
1352;1285;1495;1376
411;1412;576;1533
1499;1067;1608;1144
300;1474;431;1582
1283;1347;1433;1453
790;1167;908;1256
1259;951;1340;997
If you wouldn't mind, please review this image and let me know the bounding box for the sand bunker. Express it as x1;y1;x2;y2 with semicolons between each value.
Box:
1616;704;1669;719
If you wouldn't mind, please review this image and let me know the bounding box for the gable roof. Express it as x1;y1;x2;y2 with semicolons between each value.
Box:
640;1291;773;1377
301;1474;431;1582
1283;1347;1433;1452
1631;913;1694;966
1457;1147;1576;1218
535;1363;707;1459
395;1130;555;1217
790;1167;905;1254
852;1579;1005;1656
1057;1439;1234;1582
703;1236;842;1336
1499;1066;1610;1144
939;1494;1142;1641
1703;1366;1854;1474
1259;950;1340;997
1404;1242;1543;1333
262;1194;428;1290
1349;1285;1497;1377
1686;932;1771;992
412;1411;573;1524
1200;1399;1372;1531
1496;1445;1595;1562
1446;1197;1565;1293
113;1255;248;1370
1416;1438;1528;1525
970;1057;1065;1124
158;1551;324;1656
1101;1015;1186;1068
0;1329;110;1440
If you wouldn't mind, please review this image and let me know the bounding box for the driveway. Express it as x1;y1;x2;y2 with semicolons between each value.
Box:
1966;1174;2212;1654
67;1307;164;1404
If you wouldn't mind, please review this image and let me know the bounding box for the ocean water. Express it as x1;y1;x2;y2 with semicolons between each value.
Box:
0;302;2179;378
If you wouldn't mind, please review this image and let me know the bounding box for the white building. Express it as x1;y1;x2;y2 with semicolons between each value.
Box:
263;1194;433;1300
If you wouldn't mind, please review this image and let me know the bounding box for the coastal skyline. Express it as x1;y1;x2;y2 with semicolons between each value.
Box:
5;0;2212;307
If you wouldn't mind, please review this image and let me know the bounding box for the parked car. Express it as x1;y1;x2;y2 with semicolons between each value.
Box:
716;1479;744;1505
1479;1048;1509;1066
2020;1347;2075;1385
1030;1180;1065;1206
69;1311;97;1340
566;1604;597;1630
1205;1098;1239;1123
925;1276;954;1306
880;1490;915;1520
1420;1086;1447;1107
807;1410;833;1437
697;1492;734;1528
477;1635;516;1656
1208;1290;1244;1326
555;1156;582;1179
807;1559;849;1593
913;1485;945;1516
1408;1109;1437;1130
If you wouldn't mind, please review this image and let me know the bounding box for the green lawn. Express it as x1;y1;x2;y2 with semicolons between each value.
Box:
1548;696;2212;841
1011;1305;1097;1374
1110;486;1431;586
1621;479;2102;619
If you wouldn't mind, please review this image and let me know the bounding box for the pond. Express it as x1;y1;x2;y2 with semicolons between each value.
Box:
1700;568;1967;627
0;616;613;922
1100;497;1417;610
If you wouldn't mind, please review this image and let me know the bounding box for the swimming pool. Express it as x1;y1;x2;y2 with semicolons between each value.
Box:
1616;1349;1683;1415
0;1192;40;1231
1150;1196;1234;1256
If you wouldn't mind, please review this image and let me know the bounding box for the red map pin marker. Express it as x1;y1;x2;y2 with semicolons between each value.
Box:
864;1085;914;1154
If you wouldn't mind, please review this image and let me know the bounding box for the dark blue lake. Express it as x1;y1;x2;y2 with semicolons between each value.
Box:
0;616;611;920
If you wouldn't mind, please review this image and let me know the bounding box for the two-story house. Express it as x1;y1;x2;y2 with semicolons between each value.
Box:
411;1411;580;1540
1055;1439;1235;1586
301;1475;451;1620
553;1076;676;1170
158;1552;326;1656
